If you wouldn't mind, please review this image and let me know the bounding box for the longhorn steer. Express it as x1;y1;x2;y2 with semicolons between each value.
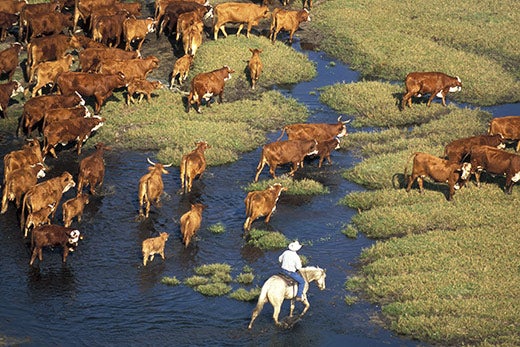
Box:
243;183;286;232
138;158;172;218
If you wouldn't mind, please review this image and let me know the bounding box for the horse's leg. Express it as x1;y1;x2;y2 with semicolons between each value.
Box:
272;302;282;326
248;296;267;329
289;299;295;317
300;298;311;317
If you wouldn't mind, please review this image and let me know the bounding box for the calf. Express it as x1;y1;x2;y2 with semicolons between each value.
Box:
158;1;210;37
401;71;462;109
138;158;172;218
3;138;43;182
123;17;156;53
29;225;81;266
18;92;85;137
243;183;286;232
444;134;504;163
181;21;203;56
79;47;139;73
0;42;23;82
21;171;76;233
180;141;210;193
247;48;262;90
31;53;74;97
170;54;193;87
56;71;128;114
269;8;310;44
62;193;90;227
254;139;318;182
142;232;169;266
1;163;45;214
175;11;204;41
24;203;56;238
26;35;77;83
0;0;26;16
0;80;24;118
488;116;520;151
278;116;349;142
126;78;164;105
91;10;129;48
187;65;235;113
405;152;472;201
316;137;341;168
213;2;270;40
469;145;520;194
77;142;110;195
180;203;205;247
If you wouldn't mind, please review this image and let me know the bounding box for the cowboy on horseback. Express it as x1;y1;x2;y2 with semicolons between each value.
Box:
279;240;305;301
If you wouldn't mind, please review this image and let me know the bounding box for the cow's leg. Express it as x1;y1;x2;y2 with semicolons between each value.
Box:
417;177;424;193
406;175;416;192
289;29;296;43
474;170;482;187
62;247;69;263
38;248;43;262
29;248;39;265
254;159;267;182
243;217;251;231
236;24;244;37
268;164;277;179
516;141;520;152
505;174;513;194
219;25;228;38
427;93;436;107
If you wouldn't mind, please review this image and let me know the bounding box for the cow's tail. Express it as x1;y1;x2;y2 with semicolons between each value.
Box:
403;152;417;186
182;157;189;193
276;126;287;141
20;192;29;232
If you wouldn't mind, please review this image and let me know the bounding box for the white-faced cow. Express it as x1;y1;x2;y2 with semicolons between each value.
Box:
401;71;462;109
488;116;520;151
30;225;81;266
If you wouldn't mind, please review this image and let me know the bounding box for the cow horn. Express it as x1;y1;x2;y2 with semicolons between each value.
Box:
147;157;156;166
164;162;173;168
337;115;351;124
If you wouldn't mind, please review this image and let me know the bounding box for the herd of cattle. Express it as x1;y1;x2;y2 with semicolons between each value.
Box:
0;0;518;267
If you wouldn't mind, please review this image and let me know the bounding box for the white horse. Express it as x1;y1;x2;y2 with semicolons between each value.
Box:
248;266;326;329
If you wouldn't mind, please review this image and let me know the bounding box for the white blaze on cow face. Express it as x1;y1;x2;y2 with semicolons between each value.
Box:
12;83;24;97
449;86;462;93
203;8;213;20
84;106;91;118
512;171;520;183
497;143;506;149
202;92;214;100
37;167;46;179
461;162;472;180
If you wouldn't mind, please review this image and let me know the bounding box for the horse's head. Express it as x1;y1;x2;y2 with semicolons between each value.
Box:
316;267;326;290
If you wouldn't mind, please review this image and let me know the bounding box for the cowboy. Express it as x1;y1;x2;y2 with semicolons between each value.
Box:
279;240;305;301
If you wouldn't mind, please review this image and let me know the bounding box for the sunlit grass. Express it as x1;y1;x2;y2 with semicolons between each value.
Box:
246;228;289;250
245;177;329;195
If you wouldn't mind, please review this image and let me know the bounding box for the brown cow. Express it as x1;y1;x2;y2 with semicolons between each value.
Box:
18;92;85;137
170;53;193;87
126;78;164;105
401;71;462;109
316;137;341;168
155;0;208;24
175;10;205;41
138;158;172;218
78;47;139;73
3;138;43;182
43;115;104;157
56;71;128;114
213;2;270;40
247;48;262;90
123;17;155;52
42;105;91;130
243;183;286;232
18;0;62;42
0;11;19;42
69;33;106;49
98;56;160;80
77;142;110;195
73;0;119;32
187;65;235;113
488;116;520;151
0;80;24;118
27;11;73;42
254;139;318;182
24;202;56;238
26;34;78;82
180;141;210;193
0;0;26;15
0;42;23;82
269;8;310;44
181;20;203;56
1;163;45;214
142;232;169;266
91;10;129;47
405;152;472;201
29;225;81;266
469;145;520;194
31;53;75;97
21;171;76;231
278;116;350;142
62;193;90;227
444;134;505;163
157;0;210;36
180;202;205;247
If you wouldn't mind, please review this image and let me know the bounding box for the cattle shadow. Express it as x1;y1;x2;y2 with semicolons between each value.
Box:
27;266;77;295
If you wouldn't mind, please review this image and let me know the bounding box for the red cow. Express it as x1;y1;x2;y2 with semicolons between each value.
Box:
401;71;462;109
405;152;472;201
247;48;262;90
78;47;139;73
254;139;318;182
243;183;286;231
1;163;45;214
469;145;520;194
30;225;81;266
488;116;520;151
24;202;56;238
0;12;19;41
77;142;110;195
180;141;210;193
126;78;164;105
142;232;169;266
0;42;23;82
278;116;350;142
123;17;156;52
180;203;205;247
3;138;44;182
0;80;24;118
98;56;160;80
170;53;194;86
269;8;310;44
316;137;341;168
62;193;90;227
213;2;270;40
187;66;235;113
31;53;75;97
444;134;504;163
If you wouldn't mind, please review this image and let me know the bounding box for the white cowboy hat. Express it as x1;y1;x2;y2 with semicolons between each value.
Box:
288;241;302;251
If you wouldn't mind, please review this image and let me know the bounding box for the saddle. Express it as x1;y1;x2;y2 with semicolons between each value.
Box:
277;272;297;286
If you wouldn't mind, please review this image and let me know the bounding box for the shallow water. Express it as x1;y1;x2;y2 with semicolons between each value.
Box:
1;37;518;346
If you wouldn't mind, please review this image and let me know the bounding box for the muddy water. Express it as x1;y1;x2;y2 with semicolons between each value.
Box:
3;36;518;346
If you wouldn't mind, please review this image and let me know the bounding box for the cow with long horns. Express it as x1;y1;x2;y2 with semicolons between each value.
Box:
277;116;350;142
138;158;172;219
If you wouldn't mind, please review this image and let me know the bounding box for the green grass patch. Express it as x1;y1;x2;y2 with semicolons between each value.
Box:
208;222;226;234
235;272;255;285
245;177;329;195
229;287;261;302
160;276;181;286
246;228;289;250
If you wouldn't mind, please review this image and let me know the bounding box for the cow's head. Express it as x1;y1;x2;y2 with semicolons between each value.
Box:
147;158;172;174
449;76;462;93
159;232;169;241
67;229;81;250
222;65;235;81
459;162;472;180
61;172;76;192
195;141;210;152
33;163;46;179
336;116;351;137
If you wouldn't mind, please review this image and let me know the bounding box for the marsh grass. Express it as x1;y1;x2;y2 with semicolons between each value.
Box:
312;0;520;106
160;276;180;286
229;287;261;301
208;222;226;234
246;228;289;250
235;272;255;285
245;177;329;195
